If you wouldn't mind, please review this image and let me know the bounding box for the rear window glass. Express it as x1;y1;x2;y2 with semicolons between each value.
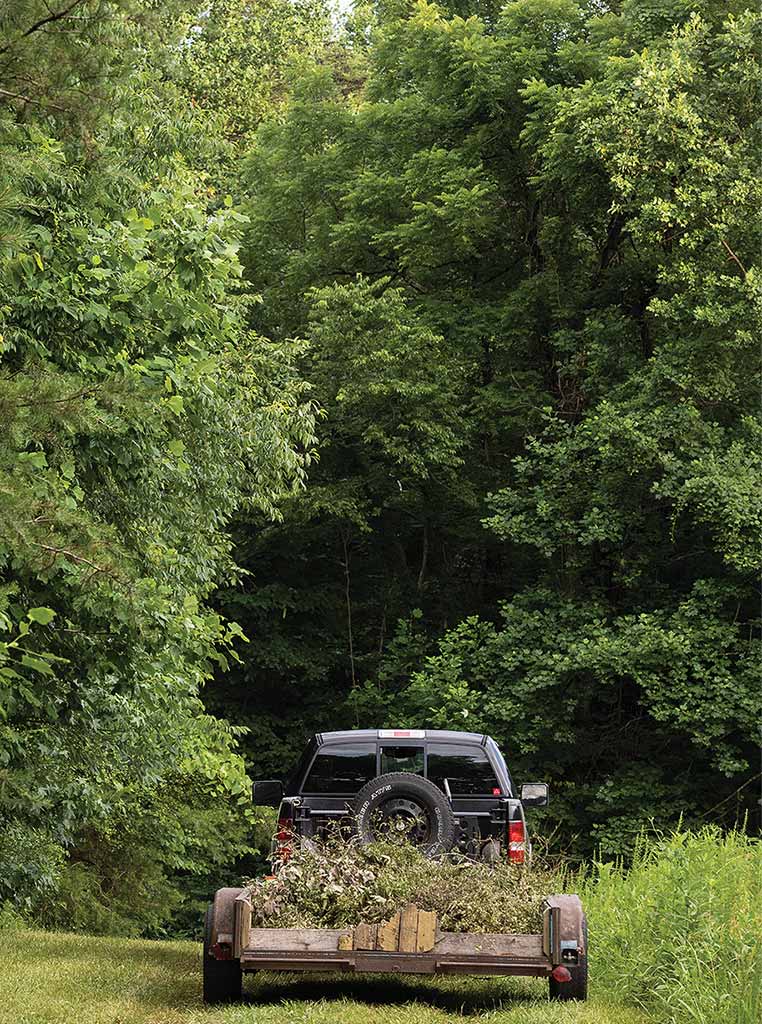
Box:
426;744;499;795
303;744;376;794
380;745;424;775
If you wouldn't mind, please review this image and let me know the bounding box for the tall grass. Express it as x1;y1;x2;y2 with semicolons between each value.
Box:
582;828;762;1024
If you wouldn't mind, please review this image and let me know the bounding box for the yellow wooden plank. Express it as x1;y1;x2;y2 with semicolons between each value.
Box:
353;922;377;950
398;904;419;953
337;932;353;951
415;909;437;952
376;911;401;951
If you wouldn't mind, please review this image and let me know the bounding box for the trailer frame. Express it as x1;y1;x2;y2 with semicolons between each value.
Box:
203;887;588;1003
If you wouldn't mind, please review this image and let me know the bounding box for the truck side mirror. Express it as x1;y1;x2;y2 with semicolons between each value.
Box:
520;782;549;807
252;780;284;807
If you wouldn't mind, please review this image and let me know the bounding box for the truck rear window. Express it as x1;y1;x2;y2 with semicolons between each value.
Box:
380;745;424;776
303;744;376;794
426;744;498;795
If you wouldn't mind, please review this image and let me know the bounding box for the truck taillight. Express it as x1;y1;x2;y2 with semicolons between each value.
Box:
276;817;293;861
507;820;526;864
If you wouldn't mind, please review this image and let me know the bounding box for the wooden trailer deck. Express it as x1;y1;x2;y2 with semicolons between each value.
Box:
240;927;550;977
228;895;574;978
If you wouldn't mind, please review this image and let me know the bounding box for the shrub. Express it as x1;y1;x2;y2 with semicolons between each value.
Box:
0;822;64;916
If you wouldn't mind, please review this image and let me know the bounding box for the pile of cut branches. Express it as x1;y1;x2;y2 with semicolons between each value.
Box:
246;834;563;934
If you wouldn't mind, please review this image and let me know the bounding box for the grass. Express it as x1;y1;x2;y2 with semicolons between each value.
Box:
0;926;647;1024
2;828;759;1024
580;828;762;1024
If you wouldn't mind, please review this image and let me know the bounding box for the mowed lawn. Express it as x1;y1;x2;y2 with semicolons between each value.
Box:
1;928;650;1024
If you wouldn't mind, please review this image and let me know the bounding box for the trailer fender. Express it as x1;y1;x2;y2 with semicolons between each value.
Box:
542;894;586;966
209;887;244;959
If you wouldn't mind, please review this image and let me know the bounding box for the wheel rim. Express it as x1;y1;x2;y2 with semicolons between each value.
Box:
372;796;433;845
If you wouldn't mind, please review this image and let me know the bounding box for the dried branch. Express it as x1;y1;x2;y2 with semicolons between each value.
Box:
33;543;111;575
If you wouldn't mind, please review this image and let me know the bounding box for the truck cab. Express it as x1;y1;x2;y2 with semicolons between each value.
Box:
252;728;548;864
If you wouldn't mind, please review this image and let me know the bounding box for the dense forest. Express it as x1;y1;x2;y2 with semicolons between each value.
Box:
0;0;759;936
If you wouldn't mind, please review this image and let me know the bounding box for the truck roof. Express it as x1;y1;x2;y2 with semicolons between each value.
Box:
284;729;512;797
316;729;488;745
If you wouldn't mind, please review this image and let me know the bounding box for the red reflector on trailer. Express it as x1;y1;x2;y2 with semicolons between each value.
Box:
551;966;572;983
507;820;526;864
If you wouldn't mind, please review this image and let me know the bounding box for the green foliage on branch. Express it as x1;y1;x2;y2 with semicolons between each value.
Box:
175;0;332;141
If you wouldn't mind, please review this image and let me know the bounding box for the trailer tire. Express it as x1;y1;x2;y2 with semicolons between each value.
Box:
203;904;242;1004
353;773;458;857
549;915;588;1001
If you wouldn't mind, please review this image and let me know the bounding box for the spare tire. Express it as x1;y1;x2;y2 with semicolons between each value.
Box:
352;773;458;857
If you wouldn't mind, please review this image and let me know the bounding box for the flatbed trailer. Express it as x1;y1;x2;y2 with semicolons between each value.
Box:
203;888;588;1003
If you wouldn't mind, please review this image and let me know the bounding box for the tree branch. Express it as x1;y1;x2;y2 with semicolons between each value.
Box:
0;0;87;58
417;519;428;594
339;525;357;690
33;543;111;576
721;239;747;277
0;87;66;111
16;385;102;407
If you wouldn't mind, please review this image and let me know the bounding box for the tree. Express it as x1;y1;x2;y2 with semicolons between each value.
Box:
226;0;761;851
0;2;316;924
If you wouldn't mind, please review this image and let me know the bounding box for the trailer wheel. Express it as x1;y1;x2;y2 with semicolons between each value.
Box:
203;904;242;1004
549;915;588;1001
353;773;458;857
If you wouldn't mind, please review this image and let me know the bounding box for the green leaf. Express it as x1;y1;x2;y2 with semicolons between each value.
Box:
27;608;56;626
18;451;47;469
20;654;54;676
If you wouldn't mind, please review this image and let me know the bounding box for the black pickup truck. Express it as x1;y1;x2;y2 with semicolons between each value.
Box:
252;728;549;863
205;729;587;1005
